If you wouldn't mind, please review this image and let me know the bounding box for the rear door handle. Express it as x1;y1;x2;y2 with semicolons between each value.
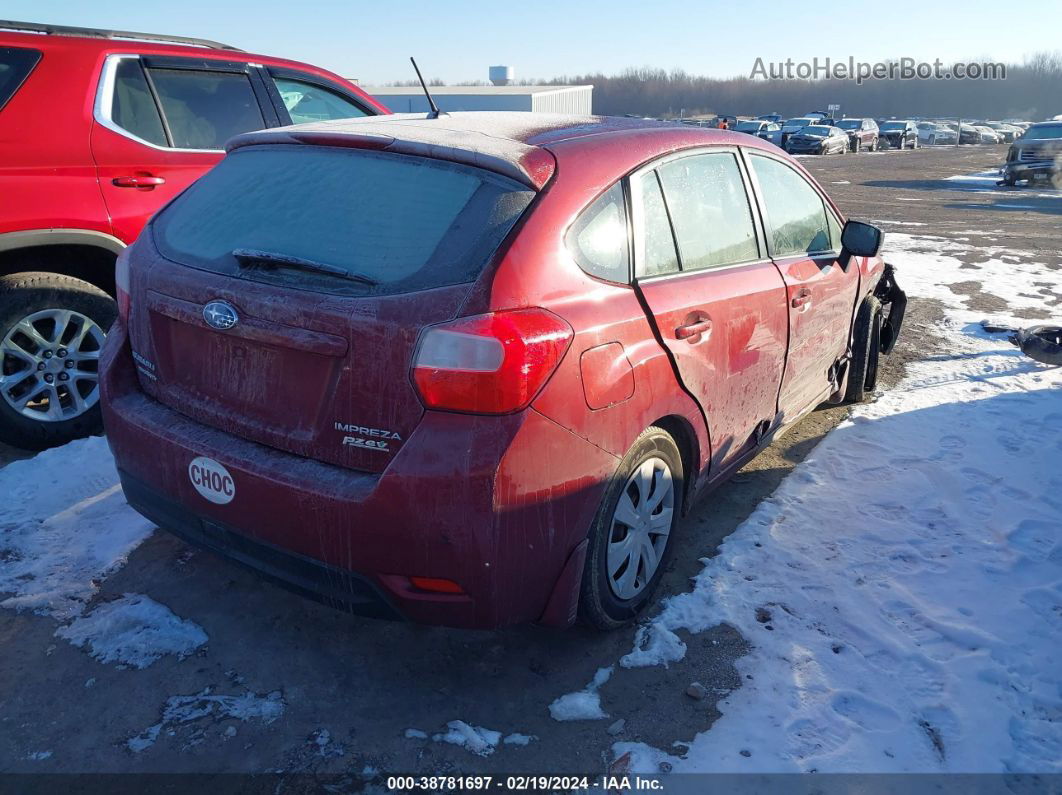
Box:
675;318;713;340
791;288;812;309
112;175;166;189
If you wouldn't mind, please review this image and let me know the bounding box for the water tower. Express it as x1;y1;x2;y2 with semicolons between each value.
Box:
489;65;514;86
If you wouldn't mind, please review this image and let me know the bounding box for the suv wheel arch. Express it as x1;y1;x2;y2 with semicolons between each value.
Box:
0;231;124;297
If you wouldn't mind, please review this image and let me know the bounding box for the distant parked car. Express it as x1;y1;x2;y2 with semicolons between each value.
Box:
972;125;1004;144
779;117;818;147
984;122;1021;143
835;118;879;152
785;125;849;155
733;119;782;146
756;113;782;123
878;120;919;150
1002;121;1062;186
916;122;957;146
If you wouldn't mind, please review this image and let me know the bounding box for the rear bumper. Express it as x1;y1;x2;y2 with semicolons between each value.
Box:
101;322;616;629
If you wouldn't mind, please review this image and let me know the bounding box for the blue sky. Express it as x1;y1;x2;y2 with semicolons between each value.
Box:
6;0;1059;85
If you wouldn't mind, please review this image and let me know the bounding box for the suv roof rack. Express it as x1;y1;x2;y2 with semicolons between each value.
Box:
0;19;241;51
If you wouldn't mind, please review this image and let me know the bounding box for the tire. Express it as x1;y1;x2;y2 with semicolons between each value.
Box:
845;295;882;404
851;139;860;153
869;137;877;151
0;272;116;450
578;427;684;630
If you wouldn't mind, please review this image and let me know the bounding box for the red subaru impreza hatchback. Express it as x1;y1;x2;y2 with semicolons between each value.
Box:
101;112;904;630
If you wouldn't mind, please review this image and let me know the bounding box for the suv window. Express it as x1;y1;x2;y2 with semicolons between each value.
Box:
749;155;833;256
146;67;264;150
273;76;368;124
0;46;42;111
567;183;629;282
635;172;679;277
111;59;167;147
154;147;535;297
655;152;759;270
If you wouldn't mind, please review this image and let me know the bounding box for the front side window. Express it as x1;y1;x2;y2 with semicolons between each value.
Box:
146;68;264;149
272;76;368;124
655;152;759;271
749;155;833;257
110;59;167;147
567;183;629;283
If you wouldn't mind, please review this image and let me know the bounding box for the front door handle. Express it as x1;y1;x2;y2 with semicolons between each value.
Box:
675;318;713;341
791;288;813;309
113;175;166;189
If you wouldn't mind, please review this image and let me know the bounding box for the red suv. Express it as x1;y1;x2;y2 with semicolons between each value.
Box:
101;113;905;630
0;21;386;449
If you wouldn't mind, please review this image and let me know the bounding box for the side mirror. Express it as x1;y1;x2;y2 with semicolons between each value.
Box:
841;220;883;258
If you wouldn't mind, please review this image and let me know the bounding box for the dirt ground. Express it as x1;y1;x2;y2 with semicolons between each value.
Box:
1;145;1057;779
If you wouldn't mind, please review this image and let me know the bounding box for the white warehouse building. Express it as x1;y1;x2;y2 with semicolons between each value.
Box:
363;84;594;115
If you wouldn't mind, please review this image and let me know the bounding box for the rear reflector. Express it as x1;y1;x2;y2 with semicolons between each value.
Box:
412;308;573;414
409;576;465;594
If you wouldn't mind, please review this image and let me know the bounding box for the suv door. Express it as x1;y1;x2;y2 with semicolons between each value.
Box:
745;151;858;420
90;55;279;243
631;149;789;473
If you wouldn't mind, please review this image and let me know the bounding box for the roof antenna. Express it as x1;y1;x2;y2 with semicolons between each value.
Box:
410;57;446;118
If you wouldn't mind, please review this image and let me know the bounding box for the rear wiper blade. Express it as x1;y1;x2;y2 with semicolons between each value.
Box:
231;248;378;286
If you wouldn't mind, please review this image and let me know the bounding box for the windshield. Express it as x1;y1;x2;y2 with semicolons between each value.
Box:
735;121;762;131
837;120;861;130
881;122;907;131
154;146;535;296
1025;125;1062;140
785;118;815;128
801;126;831;137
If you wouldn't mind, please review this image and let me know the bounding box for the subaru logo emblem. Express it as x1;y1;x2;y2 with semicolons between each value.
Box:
203;300;239;330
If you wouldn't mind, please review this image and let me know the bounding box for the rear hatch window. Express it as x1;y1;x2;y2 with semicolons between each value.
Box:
0;47;42;111
153;145;535;296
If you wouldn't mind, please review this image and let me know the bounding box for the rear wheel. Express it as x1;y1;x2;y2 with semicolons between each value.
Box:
0;272;115;450
845;295;882;404
578;427;684;630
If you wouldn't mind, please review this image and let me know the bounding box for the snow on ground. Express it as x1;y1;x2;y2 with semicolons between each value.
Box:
403;722;536;756
0;436;154;619
612;233;1062;773
55;593;207;669
549;665;614;721
128;687;285;753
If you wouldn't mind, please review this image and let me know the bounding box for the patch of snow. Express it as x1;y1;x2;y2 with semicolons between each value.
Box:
55;593;207;669
404;728;428;739
831;180;851;185
503;733;536;746
431;721;503;757
128;687;284;753
0;436;154;619
549;666;614;721
25;751;52;761
612;234;1062;773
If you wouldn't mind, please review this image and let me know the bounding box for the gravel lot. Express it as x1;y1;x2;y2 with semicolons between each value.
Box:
1;144;1057;778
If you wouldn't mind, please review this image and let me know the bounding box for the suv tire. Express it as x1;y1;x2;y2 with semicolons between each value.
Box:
845;295;882;404
0;272;115;450
579;427;684;630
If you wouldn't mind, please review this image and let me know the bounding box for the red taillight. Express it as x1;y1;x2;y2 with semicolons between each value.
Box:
115;249;131;321
412;308;573;414
409;576;465;594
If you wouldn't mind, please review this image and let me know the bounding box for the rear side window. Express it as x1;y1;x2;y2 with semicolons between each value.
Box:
656;152;759;270
566;183;630;283
749;155;833;256
111;59;167;147
0;47;42;111
146;68;264;150
154;146;534;296
272;76;368;124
